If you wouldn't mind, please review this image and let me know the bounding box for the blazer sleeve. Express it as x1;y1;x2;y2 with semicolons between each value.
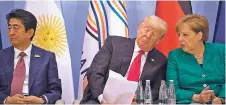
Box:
218;84;225;98
88;37;113;99
166;51;196;103
218;44;225;98
43;53;62;104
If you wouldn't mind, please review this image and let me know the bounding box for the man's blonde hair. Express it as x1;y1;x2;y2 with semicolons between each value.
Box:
143;16;167;37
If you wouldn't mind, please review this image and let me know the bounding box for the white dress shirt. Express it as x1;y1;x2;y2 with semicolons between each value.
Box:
98;41;148;103
14;44;32;95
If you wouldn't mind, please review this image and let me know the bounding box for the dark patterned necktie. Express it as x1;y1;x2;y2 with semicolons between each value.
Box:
10;52;26;96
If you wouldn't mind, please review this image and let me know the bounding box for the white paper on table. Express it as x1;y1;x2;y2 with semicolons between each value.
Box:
103;70;138;104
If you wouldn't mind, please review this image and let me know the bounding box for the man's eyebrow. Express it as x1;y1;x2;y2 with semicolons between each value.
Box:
8;24;20;27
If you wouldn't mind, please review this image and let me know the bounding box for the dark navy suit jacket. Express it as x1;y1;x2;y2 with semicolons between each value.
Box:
81;36;167;104
0;45;62;104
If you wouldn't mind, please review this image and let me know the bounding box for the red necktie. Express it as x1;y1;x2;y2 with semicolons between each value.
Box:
10;52;26;96
127;50;144;82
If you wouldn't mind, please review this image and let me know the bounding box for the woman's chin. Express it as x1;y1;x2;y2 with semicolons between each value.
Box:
182;48;190;53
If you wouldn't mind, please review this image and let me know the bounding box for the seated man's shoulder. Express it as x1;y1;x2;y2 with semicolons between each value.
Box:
105;36;132;46
154;48;168;62
107;36;130;41
0;46;14;54
33;45;55;56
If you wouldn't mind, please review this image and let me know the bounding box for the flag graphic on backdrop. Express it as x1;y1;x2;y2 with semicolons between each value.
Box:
79;0;128;100
25;0;74;103
155;1;192;57
213;1;225;44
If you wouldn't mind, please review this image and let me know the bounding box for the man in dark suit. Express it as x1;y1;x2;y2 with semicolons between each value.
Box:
80;16;168;104
0;9;62;104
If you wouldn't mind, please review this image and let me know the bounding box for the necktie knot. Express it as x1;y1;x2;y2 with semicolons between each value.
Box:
19;52;27;57
139;50;145;55
127;50;145;82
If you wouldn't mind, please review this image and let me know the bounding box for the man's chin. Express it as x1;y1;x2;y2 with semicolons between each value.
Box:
11;42;18;46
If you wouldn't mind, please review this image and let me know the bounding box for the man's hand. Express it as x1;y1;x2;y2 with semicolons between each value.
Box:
131;95;136;104
199;86;214;103
22;96;44;104
83;76;88;92
211;92;222;104
101;100;116;104
5;94;24;104
101;100;107;104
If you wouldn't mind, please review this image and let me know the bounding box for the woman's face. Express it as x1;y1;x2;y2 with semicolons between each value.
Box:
177;23;202;53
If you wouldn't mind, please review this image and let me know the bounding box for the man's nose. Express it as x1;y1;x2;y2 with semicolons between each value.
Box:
9;28;15;36
146;32;152;39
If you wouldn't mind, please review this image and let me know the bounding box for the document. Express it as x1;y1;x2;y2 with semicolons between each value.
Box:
103;70;138;104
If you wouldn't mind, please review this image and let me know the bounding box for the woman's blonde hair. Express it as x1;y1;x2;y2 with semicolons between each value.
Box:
176;14;209;41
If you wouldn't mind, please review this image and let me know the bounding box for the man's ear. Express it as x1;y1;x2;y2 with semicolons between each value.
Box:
27;29;34;39
156;34;164;44
137;20;144;31
137;23;142;31
156;40;161;44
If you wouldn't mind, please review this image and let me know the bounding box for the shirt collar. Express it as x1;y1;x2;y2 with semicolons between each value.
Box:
134;41;148;56
14;44;32;59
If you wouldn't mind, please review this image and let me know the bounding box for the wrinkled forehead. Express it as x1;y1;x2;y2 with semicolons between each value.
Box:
141;20;160;31
143;17;162;28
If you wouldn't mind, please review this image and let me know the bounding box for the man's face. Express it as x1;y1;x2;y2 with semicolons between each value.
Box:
136;21;163;52
8;18;33;47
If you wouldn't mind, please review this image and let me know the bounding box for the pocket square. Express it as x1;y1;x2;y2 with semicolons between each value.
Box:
35;54;40;58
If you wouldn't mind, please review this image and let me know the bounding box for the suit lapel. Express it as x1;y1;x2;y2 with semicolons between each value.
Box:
29;45;41;91
4;46;14;86
140;48;156;80
120;38;135;77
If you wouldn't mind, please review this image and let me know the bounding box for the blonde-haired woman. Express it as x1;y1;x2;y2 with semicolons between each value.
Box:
166;14;225;104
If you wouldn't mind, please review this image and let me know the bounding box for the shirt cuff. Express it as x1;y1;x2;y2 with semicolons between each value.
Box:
4;96;9;104
42;95;48;104
98;94;103;103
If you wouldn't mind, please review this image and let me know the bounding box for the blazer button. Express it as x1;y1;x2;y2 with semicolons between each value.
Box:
202;74;206;78
203;84;207;87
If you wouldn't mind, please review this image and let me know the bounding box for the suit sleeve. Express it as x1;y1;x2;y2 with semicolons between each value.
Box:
43;53;62;104
0;91;8;104
88;37;113;99
0;54;9;104
166;51;196;103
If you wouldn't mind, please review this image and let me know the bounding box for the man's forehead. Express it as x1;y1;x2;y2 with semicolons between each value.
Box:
8;18;23;26
142;22;158;30
9;18;22;23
